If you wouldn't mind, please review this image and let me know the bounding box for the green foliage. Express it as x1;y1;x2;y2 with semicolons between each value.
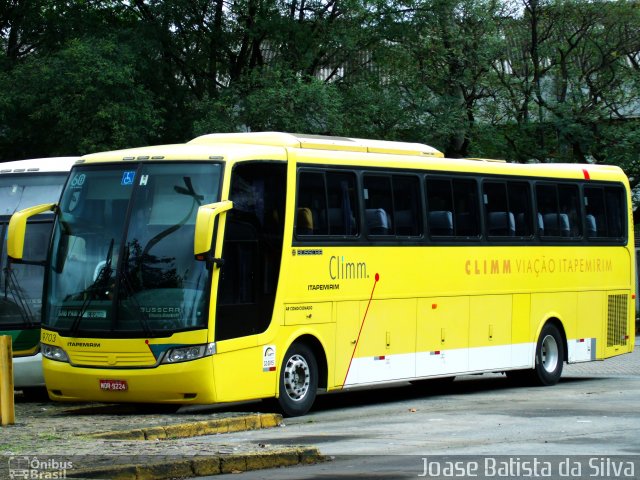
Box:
238;69;344;133
0;0;638;182
0;36;161;159
192;68;344;135
338;78;411;140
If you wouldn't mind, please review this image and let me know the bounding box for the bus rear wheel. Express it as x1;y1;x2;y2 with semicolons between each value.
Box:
277;343;318;417
508;323;564;386
533;323;564;385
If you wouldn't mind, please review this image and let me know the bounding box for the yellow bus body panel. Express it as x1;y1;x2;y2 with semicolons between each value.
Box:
42;329;218;403
281;242;633;388
44;355;216;403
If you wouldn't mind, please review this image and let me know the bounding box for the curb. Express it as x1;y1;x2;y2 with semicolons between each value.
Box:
89;413;282;440
68;447;325;479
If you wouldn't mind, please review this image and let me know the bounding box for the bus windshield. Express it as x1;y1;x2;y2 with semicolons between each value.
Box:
1;173;67;328
44;163;222;337
0;173;67;216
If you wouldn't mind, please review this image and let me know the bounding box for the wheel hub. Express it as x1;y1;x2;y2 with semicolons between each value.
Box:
284;354;310;401
541;334;559;373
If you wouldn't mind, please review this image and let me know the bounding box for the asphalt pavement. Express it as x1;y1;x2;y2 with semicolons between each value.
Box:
0;338;637;479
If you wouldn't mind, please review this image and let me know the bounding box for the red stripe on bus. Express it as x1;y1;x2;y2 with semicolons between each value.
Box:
343;274;380;387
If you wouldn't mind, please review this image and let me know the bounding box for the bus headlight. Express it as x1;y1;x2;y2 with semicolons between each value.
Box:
162;343;216;364
41;343;70;363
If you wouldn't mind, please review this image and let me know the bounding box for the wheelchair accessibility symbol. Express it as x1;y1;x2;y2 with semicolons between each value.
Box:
121;171;136;186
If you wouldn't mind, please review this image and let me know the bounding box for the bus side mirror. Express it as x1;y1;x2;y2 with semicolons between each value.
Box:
7;203;57;260
194;200;233;265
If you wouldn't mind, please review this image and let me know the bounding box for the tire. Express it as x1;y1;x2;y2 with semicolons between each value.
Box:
20;387;50;402
532;323;564;386
277;343;318;417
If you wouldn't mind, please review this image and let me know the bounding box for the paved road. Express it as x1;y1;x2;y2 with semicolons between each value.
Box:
195;344;640;479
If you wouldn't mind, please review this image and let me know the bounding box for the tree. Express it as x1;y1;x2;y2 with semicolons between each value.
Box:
370;0;505;156
193;67;344;134
0;36;161;159
489;0;640;164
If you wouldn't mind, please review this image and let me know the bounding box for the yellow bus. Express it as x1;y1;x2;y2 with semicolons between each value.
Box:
7;133;635;415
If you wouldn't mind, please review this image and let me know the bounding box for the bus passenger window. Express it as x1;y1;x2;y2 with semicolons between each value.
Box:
392;175;421;236
363;175;393;236
327;173;358;235
536;183;580;239
483;182;513;237
584;186;625;239
426;177;479;238
604;187;625;237
559;185;581;237
297;172;326;235
509;182;533;236
483;181;532;238
295;170;358;238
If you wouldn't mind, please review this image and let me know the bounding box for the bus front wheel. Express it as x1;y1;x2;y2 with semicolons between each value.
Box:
277;343;318;417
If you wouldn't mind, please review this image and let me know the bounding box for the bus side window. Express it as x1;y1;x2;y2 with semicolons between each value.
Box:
452;179;480;238
296;172;326;236
537;183;581;239
393;175;421;236
584;186;626;239
536;184;565;237
483;180;533;238
363;174;393;236
584;187;605;238
362;173;421;237
295;170;358;238
427;177;479;238
426;178;454;238
604;187;625;237
559;184;581;237
508;182;533;237
483;182;513;237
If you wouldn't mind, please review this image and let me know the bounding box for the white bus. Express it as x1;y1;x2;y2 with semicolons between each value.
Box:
0;157;77;397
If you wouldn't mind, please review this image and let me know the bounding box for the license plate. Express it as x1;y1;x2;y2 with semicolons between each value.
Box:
99;379;128;391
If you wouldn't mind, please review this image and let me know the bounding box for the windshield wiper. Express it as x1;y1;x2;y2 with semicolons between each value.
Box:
69;238;114;335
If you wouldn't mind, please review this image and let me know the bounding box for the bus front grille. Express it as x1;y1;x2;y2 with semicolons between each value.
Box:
69;351;156;367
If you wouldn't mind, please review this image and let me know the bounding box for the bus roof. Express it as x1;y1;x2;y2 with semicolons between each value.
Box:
0;157;79;174
77;133;627;183
188;132;445;157
80;132;444;163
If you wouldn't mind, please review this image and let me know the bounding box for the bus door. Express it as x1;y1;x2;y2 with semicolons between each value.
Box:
211;162;286;401
214;162;286;343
